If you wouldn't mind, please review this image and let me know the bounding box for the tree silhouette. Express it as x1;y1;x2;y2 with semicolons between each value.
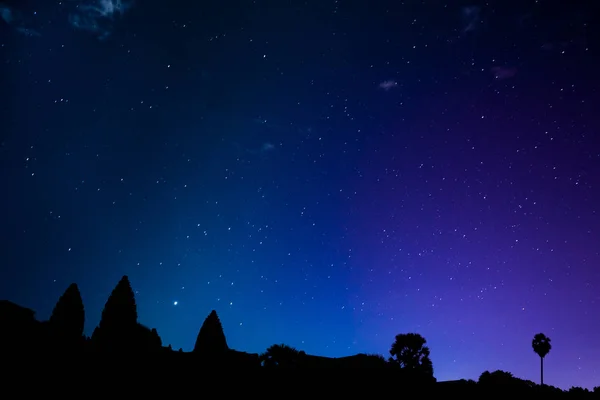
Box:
260;344;303;367
193;310;228;355
479;370;516;385
389;333;434;377
48;283;85;349
477;370;543;396
568;387;589;395
91;275;138;351
532;333;551;385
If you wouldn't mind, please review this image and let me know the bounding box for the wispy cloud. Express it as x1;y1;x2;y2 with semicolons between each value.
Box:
69;0;133;39
261;142;275;152
378;80;398;91
461;6;481;33
16;27;41;37
1;1;132;39
0;3;41;37
0;4;13;24
491;66;517;80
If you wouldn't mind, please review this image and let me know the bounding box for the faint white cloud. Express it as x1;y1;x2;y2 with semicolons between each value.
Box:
16;27;41;37
491;66;517;80
461;6;481;33
0;3;41;37
261;142;275;152
233;141;277;156
1;1;131;39
378;80;398;91
69;0;133;39
0;4;13;24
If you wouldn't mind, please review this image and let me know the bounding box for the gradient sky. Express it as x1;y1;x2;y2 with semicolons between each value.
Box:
1;0;599;390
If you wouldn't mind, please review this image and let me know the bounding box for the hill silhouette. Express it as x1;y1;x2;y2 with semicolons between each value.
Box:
0;275;598;396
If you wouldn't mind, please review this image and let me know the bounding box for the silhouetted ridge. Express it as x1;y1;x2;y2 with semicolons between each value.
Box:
2;275;600;396
0;300;40;351
193;310;228;354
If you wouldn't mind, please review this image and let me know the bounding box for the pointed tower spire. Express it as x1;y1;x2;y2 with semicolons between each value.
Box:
193;310;228;354
49;283;85;345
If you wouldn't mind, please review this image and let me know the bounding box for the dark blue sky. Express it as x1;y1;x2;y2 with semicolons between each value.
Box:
1;0;599;389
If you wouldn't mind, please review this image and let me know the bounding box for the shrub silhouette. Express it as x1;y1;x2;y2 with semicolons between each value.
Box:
569;386;591;398
260;343;304;367
479;370;517;385
193;310;228;356
47;283;85;350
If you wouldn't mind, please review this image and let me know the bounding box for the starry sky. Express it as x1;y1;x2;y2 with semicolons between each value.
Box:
1;0;599;389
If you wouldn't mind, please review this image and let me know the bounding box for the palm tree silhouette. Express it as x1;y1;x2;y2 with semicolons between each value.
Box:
531;333;551;385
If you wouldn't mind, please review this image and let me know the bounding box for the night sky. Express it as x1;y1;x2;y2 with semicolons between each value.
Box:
1;0;599;389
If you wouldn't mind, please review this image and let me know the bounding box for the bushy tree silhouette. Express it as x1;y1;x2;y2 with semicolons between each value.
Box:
569;387;590;395
48;283;84;349
91;275;138;351
532;333;551;385
193;310;228;355
479;370;515;385
260;344;303;367
477;370;551;396
389;333;434;381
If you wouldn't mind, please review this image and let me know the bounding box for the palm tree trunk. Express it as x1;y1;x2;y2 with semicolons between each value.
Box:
540;356;544;385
